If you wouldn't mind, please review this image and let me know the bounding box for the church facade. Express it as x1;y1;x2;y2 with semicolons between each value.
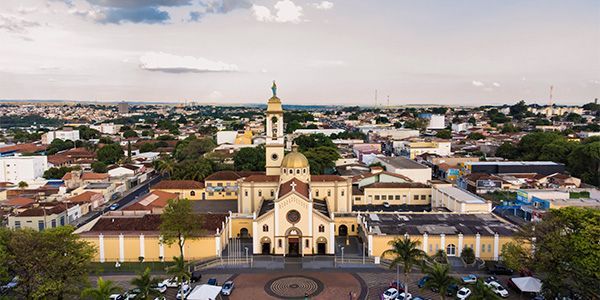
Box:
235;83;352;256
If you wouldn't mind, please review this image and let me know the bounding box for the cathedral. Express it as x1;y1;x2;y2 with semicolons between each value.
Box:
236;82;352;256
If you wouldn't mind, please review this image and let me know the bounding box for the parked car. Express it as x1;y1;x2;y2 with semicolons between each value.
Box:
191;271;202;282
484;276;498;284
389;280;405;291
221;281;235;296
485;281;509;298
412;297;431;300
109;203;120;211
109;295;124;300
124;288;141;300
161;277;188;288
488;264;514;275
461;274;477;284
382;288;399;300
152;282;167;293
397;292;412;300
207;278;218;285
175;284;191;300
383;202;390;208
456;287;472;300
417;276;430;288
445;284;459;296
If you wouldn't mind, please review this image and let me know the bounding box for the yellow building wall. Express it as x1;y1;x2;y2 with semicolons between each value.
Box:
231;218;253;238
150;188;204;200
334;217;359;236
82;235;217;262
362;187;431;206
205;180;238;200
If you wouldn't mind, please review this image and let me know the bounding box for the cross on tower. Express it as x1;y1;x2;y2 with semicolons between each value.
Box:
290;181;297;191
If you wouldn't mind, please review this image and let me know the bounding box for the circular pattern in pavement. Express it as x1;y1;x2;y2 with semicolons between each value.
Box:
264;275;324;299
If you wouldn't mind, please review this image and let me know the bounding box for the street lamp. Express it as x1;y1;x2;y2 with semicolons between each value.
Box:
244;246;249;265
341;246;345;264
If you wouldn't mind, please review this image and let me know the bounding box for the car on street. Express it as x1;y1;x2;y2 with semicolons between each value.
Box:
383;202;390;208
175;284;191;300
124;288;141;300
484;276;498;284
207;278;218;285
445;283;459;296
417;276;430;288
109;203;120;211
161;277;188;288
461;274;477;284
109;295;124;300
412;297;431;300
397;292;412;300
382;288;399;300
221;281;235;296
191;271;202;282
456;287;472;300
152;282;167;293
485;281;509;298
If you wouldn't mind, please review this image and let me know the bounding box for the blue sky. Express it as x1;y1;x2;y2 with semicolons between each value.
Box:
0;0;598;105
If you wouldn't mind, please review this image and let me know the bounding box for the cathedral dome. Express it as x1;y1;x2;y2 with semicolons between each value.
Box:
281;151;309;168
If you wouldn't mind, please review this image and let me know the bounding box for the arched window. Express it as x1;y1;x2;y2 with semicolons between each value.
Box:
296;169;300;174
258;190;262;197
190;191;196;196
270;190;274;197
263;225;269;232
446;244;456;256
327;190;331;197
318;225;325;232
303;168;306;174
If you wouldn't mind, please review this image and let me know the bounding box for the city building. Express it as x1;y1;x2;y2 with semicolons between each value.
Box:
395;139;452;159
151;180;206;200
460;161;565;176
41;128;80;144
0;156;48;182
118;101;129;114
373;156;432;183
431;184;492;213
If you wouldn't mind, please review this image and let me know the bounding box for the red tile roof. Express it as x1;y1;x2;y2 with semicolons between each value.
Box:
278;178;310;199
2;197;35;208
67;191;102;203
362;182;430;189
0;143;47;154
311;175;347;182
83;213;226;235
16;203;68;217
153;180;205;190
123;190;177;211
243;175;280;182
204;171;264;181
62;172;109;181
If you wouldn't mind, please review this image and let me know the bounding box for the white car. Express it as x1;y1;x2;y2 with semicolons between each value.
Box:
382;288;399;300
397;292;412;300
109;295;124;300
176;284;191;300
162;277;188;288
456;287;472;300
485;281;509;298
153;282;167;293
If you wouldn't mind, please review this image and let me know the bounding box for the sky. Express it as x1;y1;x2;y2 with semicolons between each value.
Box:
0;0;598;106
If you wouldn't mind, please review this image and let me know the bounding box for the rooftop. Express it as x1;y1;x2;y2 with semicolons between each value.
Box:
152;180;205;190
82;213;227;235
377;156;429;169
436;186;487;204
364;213;518;236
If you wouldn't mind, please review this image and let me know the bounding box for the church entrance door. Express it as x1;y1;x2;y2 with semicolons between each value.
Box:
262;243;271;255
317;242;326;255
287;237;300;257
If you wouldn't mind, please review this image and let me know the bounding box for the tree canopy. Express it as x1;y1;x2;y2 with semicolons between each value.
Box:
293;134;335;152
160;199;204;260
234;145;266;171
96;143;124;164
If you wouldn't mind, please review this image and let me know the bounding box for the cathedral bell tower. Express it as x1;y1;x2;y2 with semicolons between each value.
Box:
265;81;285;176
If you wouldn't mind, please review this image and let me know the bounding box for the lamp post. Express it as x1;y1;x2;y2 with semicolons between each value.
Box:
244;247;249;266
341;246;345;264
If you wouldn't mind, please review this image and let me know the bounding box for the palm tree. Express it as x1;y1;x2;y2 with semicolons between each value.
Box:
130;267;161;300
460;247;475;264
470;279;501;300
422;263;457;300
167;256;191;297
18;181;28;189
156;157;175;177
432;249;448;264
81;277;122;300
381;236;426;295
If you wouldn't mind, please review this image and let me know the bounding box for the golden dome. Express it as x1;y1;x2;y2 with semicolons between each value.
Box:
281;151;309;168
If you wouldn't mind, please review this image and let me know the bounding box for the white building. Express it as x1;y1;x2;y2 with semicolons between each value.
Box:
368;128;420;140
431;184;492;213
216;131;238;145
427;115;446;130
0;156;48;182
41;128;80;144
451;123;471;133
90;123;122;135
374;156;432;183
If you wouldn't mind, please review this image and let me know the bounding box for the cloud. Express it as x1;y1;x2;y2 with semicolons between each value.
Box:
85;0;192;9
492;82;501;87
312;1;333;10
139;52;239;73
17;6;38;14
252;0;303;23
204;0;251;14
472;80;484;87
0;14;40;34
100;7;169;24
189;11;203;22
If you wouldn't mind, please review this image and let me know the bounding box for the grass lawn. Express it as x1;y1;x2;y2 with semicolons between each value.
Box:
89;261;170;275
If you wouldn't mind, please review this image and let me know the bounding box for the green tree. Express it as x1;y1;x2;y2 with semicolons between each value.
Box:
509;100;528;119
470;279;501;300
564;112;583;123
567;140;600;186
432;249;447;264
467;132;485;140
2;226;94;299
516;207;600;298
18;181;28;189
171;158;213;181
538;139;576;163
92;161;108;173
293;134;335;152
422;262;457;300
460;247;475;264
47;138;75;155
43;166;78;179
159;199;204;261
123;130;138;138
234;146;266;171
500;241;530;272
381;237;426;295
130;267;161;300
155;157;175;177
435;130;452;139
97;144;124;164
173;137;216;162
517;132;563;160
81;277;122;300
167;256;191;296
302;146;340;175
500;123;519;133
78;126;101;140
